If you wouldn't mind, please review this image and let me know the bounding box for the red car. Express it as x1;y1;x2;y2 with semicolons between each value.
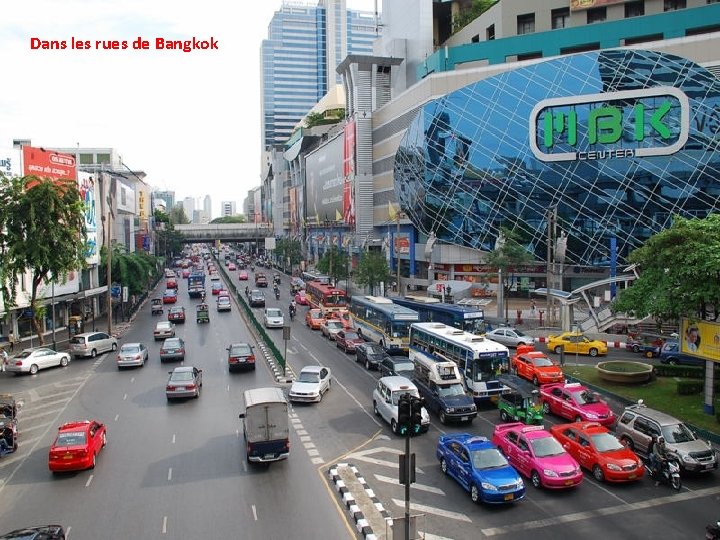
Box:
49;420;107;472
295;290;309;305
168;306;186;323
540;382;616;426
211;282;223;295
305;308;323;330
335;330;364;353
162;289;178;304
238;270;249;281
166;278;178;290
511;346;564;386
228;263;237;271
550;421;645;483
181;269;191;278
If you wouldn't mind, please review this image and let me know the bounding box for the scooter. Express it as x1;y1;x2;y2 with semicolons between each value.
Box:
706;520;720;540
650;457;682;491
274;288;280;301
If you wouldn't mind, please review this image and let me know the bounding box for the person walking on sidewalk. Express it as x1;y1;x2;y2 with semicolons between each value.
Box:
0;346;7;371
530;300;536;315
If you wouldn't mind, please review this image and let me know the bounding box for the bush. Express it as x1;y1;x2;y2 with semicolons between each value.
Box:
655;364;704;379
676;380;703;395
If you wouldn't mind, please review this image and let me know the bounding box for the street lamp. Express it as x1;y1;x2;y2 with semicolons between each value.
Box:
51;279;56;350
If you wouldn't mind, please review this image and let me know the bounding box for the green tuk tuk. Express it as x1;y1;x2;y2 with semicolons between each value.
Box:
196;303;210;324
498;374;543;425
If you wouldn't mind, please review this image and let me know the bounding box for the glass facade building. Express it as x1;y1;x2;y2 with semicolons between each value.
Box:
394;49;720;268
261;1;376;148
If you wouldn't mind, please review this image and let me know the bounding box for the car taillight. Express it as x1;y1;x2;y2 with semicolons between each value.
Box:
186;384;196;390
248;356;255;363
15;360;22;366
178;349;184;354
134;354;142;360
229;357;237;363
167;385;176;391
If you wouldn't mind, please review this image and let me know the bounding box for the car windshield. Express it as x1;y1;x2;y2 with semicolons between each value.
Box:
572;390;600;405
471;448;509;470
590;432;624;452
344;332;360;340
157;322;171;329
121;345;140;354
56;431;87;446
267;309;282;317
661;423;696;444
298;372;320;383
393;361;415;373
328;321;343;329
437;383;466;398
163;339;181;348
532;357;554;367
170;371;193;382
530;435;565;457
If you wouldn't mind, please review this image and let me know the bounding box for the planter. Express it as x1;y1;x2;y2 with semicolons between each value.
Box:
596;361;654;384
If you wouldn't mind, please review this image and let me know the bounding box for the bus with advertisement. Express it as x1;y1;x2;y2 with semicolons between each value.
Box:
391;295;487;335
349;296;419;353
304;280;348;316
409;322;510;403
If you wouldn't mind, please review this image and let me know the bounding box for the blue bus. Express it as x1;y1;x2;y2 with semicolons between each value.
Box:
391;295;486;334
349;296;419;353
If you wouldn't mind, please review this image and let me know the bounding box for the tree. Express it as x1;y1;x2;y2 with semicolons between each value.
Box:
210;215;246;224
612;214;720;323
354;251;391;295
0;175;87;344
275;237;303;274
485;226;534;321
168;206;189;225
316;246;349;286
100;244;160;296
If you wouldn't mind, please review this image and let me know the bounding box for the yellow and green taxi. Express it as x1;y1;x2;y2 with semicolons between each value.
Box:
546;332;607;357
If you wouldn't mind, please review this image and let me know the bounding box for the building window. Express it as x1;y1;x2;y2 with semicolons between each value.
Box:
664;0;686;9
471;34;479;43
517;14;535;35
79;153;94;165
96;153;111;164
587;7;606;23
517;52;542;61
486;24;495;40
624;33;663;45
551;8;570;29
625;1;645;17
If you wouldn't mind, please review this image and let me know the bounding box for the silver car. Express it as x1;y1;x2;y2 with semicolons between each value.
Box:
6;348;70;375
154;321;175;341
69;332;118;358
320;319;344;340
264;308;285;328
160;337;186;362
484;327;534;348
116;343;148;369
165;366;202;400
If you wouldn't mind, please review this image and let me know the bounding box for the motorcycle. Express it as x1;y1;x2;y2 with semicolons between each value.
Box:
650;456;682;490
706;520;720;540
274;288;280;301
289;305;296;322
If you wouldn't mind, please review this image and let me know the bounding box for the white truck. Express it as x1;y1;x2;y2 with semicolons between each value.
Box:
238;387;289;463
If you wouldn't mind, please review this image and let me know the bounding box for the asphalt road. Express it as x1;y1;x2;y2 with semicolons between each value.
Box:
1;259;719;540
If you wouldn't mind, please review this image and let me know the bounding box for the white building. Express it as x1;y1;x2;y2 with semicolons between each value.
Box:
221;201;237;217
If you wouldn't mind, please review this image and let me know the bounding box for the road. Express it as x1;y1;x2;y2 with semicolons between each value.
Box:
1;258;718;539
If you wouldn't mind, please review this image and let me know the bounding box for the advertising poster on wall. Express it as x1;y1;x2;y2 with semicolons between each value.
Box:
305;134;344;225
78;172;99;265
22;146;76;181
0;147;21;179
343;120;356;226
680;318;720;363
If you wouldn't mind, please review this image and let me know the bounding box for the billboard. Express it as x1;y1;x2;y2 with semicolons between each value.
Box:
305;134;344;226
570;0;629;10
0;147;21;178
78;172;99;265
680;319;720;363
22;146;77;181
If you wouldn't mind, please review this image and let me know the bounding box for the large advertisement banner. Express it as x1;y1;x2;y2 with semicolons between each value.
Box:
78;172;99;265
0;147;22;178
570;0;628;10
680;319;720;363
305;134;344;226
22;146;77;180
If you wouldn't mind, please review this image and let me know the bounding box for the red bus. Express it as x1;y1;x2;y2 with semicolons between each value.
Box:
305;281;348;315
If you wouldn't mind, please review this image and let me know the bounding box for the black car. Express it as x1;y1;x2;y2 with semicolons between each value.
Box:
227;342;256;372
249;290;266;307
0;525;65;539
355;342;389;371
378;355;415;379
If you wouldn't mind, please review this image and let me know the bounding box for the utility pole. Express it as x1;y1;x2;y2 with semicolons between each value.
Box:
546;206;557;326
396;211;401;294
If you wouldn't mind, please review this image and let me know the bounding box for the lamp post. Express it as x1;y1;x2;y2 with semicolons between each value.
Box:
545;206;557;326
51;279;56;350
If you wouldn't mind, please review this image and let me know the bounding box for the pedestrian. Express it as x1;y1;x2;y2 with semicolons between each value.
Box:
531;300;536;314
0;346;7;372
8;332;15;352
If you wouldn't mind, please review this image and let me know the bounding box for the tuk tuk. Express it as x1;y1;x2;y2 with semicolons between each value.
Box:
498;374;544;425
0;394;17;420
196;303;210;324
151;298;164;316
0;395;18;455
626;332;675;358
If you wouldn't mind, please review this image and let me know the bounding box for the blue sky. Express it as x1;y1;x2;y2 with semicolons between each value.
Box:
0;0;378;217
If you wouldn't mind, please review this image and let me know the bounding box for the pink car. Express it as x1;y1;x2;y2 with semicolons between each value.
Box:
295;290;309;305
492;422;583;489
540;382;616;426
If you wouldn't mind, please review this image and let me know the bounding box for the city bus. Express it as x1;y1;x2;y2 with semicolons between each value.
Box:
409;322;510;402
304;280;348;316
349;296;419;353
391;295;487;334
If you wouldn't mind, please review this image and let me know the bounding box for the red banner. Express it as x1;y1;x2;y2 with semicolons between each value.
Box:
22;146;77;181
343;120;355;177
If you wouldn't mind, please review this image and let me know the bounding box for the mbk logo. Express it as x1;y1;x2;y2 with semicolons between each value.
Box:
529;87;690;162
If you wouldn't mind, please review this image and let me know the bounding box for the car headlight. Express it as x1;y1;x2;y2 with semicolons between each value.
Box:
543;469;558;477
516;479;525;489
445;407;455;413
470;405;477;412
606;463;621;471
480;482;498;491
682;454;695;463
585;413;598;419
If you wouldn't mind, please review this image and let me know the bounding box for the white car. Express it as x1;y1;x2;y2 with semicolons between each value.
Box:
6;348;71;375
320;319;344;340
217;296;232;312
372;376;430;435
484;327;534;348
116;342;148;368
288;366;332;403
263;308;285;328
154;321;175;341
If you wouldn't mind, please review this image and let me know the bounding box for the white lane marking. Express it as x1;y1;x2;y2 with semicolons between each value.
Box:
65;526;71;539
131;377;135;383
375;474;445;495
85;474;93;488
307;449;320;456
168;467;172;481
392;499;471;523
300;435;311;442
480;485;720;536
242;461;248;472
252;504;258;521
236;429;240;438
296;429;308;436
16;421;54;433
290;418;302;424
114;414;119;422
24;397;79;412
227;384;230;392
311;457;325;465
162;516;167;534
303;442;316;449
420;533;454;540
123;393;127;401
172;434;176;444
21;409;64;422
348;454;425;474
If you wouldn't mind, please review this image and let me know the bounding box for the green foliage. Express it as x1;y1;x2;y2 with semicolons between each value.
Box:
612;214;720;322
452;0;497;35
316;246;349;285
0;175;87;343
354;251;391;295
275;237;303;273
153;209;170;223
654;364;705;379
485;226;534;318
676;380;703;395
210;215;246;224
168;205;190;225
100;245;160;296
304;108;345;129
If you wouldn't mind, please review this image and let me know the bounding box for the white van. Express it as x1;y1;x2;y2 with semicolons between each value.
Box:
238;387;290;463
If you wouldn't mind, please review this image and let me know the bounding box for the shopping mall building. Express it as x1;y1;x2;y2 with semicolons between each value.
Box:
276;0;720;301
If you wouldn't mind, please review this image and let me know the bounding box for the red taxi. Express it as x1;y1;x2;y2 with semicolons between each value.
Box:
540;382;616;426
49;420;107;472
162;289;178;304
166;278;178;290
511;345;564;386
168;306;186;323
295;290;309;305
550;421;644;483
238;270;249;281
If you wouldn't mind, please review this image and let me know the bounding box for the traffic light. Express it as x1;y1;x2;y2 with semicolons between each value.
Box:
397;393;411;436
410;396;425;434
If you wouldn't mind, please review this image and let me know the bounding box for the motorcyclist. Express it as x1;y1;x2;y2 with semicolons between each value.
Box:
289;300;297;321
245;286;250;297
651;436;669;484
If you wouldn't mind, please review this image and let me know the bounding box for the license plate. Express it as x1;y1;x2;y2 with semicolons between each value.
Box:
628;474;636;479
264;454;275;460
63;455;73;460
705;464;714;469
565;480;574;485
504;493;514;501
176;386;185;391
461;416;468;421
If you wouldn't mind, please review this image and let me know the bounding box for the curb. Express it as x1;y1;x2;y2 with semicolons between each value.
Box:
329;463;392;540
256;340;293;383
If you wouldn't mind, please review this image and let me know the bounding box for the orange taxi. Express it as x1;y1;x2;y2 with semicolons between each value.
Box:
511;345;564;386
305;308;323;330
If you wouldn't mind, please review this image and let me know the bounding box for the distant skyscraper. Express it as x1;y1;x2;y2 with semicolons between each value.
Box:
260;0;377;148
221;201;237;217
182;197;195;222
203;195;212;221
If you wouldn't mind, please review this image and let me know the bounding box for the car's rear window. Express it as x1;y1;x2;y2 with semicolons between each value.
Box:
230;344;252;356
69;337;85;345
121;345;140;353
170;371;193;382
56;431;87;446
